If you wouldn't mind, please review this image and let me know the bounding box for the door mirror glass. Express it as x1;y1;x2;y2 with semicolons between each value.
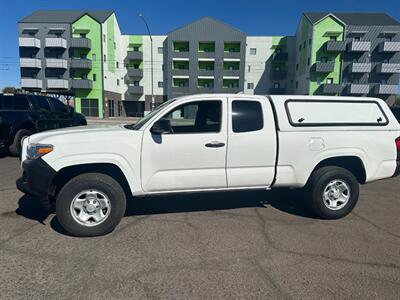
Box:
150;118;172;134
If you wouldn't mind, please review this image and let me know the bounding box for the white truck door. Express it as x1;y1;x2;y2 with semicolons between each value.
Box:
226;97;277;188
141;98;228;192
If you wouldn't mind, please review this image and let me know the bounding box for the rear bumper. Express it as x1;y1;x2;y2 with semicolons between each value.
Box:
393;161;400;178
16;158;56;198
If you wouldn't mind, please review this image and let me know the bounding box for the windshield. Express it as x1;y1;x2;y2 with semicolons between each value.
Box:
125;98;177;130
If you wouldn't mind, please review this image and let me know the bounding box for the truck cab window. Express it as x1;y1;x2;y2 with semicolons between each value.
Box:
48;98;67;113
162;100;221;134
232;100;263;133
34;96;51;112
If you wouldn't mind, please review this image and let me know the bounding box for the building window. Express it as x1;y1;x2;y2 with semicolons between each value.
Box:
321;57;327;63
93;74;96;81
296;63;299;71
330;36;337;41
353;36;361;41
317;78;321;85
298;45;301;52
295;81;298;88
82;73;88;80
248;65;251;72
274;82;280;89
327;78;333;84
309;38;312;45
133;46;140;51
103;34;106;43
103;54;106;62
250;48;257;55
303;41;306;48
92;53;96;61
307;57;310;66
158;47;163;54
114;42;116;50
247;83;254;89
117;79;120;86
116;61;119;69
81;99;99;117
276;48;282;54
134;80;140;86
158;81;163;88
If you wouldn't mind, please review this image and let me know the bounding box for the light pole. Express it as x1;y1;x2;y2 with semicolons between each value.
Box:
139;13;155;111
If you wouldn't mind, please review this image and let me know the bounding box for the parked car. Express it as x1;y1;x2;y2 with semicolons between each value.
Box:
0;93;86;155
391;107;400;123
17;94;400;237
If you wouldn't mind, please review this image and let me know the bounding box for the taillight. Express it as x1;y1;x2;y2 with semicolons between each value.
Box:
396;137;400;160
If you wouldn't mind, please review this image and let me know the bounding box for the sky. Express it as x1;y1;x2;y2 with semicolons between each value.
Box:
0;0;399;89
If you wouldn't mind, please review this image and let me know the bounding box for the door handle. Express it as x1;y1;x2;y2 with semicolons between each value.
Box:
205;141;225;148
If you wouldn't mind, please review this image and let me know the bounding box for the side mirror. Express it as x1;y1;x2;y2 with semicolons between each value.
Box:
150;118;172;134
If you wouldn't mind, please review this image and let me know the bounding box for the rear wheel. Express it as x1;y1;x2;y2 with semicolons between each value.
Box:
56;173;126;237
9;129;32;156
307;166;359;219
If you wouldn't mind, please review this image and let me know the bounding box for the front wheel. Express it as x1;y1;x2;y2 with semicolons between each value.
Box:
307;166;359;219
9;129;32;156
56;173;126;237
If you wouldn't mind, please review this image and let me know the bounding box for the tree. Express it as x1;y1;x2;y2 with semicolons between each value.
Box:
2;86;21;94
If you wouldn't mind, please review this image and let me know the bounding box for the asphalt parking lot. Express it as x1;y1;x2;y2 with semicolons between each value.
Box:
0;154;399;299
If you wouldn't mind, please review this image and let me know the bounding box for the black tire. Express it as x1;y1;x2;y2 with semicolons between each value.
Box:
9;129;32;156
306;166;359;219
56;173;126;237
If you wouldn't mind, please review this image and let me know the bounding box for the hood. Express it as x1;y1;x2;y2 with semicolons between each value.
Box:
28;125;130;144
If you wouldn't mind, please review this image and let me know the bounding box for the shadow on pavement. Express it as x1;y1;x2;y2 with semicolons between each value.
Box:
15;195;50;225
16;188;315;236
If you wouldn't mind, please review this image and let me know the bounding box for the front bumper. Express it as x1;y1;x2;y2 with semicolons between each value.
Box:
393;161;400;178
16;158;56;198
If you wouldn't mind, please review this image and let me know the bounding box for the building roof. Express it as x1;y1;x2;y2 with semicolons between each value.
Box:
19;10;113;24
168;16;245;35
304;12;400;26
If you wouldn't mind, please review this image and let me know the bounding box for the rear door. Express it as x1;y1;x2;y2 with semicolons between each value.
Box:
226;97;277;188
47;97;73;128
31;96;55;131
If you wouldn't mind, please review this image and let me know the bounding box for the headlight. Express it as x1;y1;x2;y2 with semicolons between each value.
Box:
27;143;54;160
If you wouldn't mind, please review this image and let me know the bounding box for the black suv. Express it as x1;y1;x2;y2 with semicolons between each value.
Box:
391;107;400;123
0;94;86;155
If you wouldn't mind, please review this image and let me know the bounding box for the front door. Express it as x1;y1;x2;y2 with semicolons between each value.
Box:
226;97;277;188
141;98;227;192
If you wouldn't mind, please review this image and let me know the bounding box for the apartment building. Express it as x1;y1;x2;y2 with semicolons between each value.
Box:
18;11;400;118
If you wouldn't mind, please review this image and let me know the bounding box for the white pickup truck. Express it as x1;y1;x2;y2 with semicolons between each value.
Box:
17;94;400;237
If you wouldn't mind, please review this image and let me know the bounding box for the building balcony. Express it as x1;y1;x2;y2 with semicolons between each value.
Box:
127;85;143;95
348;84;370;94
172;51;190;59
315;61;335;73
72;79;92;89
374;84;398;95
269;87;286;94
198;52;215;59
71;58;92;69
322;83;343;94
45;58;68;69
326;40;346;52
222;87;241;93
70;37;91;49
223;69;240;76
127;68;143;77
172;69;189;76
198;69;214;76
379;41;400;52
349;41;371;52
171;86;190;94
21;78;42;89
223;52;241;59
45;38;67;48
271;70;287;79
272;52;288;61
126;51;143;60
19;37;41;48
349;62;371;73
197;87;214;93
20;58;41;69
376;63;400;74
47;79;69;89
